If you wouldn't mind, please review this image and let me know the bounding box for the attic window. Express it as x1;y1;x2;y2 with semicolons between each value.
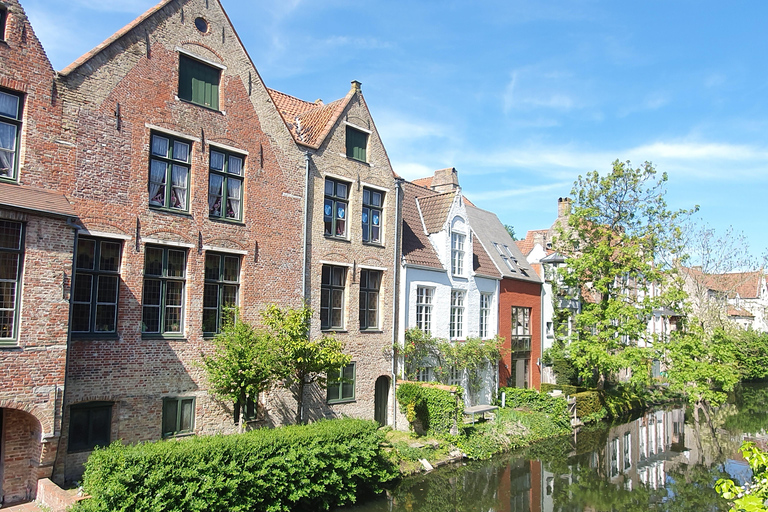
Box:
194;17;209;34
346;126;368;162
178;54;220;110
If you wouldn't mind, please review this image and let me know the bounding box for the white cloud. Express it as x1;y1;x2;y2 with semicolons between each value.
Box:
503;68;581;113
391;161;436;180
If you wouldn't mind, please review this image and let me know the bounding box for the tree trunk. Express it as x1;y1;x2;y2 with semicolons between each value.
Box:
295;380;305;424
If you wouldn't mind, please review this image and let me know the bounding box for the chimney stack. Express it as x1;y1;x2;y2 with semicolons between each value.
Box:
431;167;460;193
557;197;571;218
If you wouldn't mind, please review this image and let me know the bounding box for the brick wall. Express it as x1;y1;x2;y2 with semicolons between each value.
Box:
499;279;543;390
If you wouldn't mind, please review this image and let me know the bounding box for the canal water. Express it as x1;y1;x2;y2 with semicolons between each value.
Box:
342;383;768;512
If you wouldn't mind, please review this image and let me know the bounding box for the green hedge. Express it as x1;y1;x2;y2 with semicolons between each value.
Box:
74;418;397;512
396;382;463;435
573;390;604;419
540;383;588;396
497;387;570;430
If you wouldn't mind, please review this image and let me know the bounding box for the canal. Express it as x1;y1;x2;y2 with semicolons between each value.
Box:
342;383;768;511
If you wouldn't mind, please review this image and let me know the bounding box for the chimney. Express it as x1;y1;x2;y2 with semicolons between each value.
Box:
557;197;571;218
351;80;362;93
431;167;460;193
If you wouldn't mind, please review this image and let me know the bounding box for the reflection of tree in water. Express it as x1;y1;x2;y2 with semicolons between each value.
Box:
724;383;768;435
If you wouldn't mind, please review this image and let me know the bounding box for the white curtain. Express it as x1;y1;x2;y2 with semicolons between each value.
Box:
226;178;242;219
208;174;223;215
148;160;166;205
151;135;168;157
0;93;18;118
173;141;189;162
210;151;225;171
228;156;243;176
171;164;188;209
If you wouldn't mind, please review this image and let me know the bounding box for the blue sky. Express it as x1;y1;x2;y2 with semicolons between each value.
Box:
22;0;768;261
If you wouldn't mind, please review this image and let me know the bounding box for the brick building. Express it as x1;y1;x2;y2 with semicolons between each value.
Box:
270;81;399;426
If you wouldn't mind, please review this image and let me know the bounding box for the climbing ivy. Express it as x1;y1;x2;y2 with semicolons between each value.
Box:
395;381;464;435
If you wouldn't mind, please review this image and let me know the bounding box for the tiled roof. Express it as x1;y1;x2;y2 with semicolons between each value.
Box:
268;88;350;149
728;307;755;318
0;182;76;218
684;267;765;299
515;238;534;256
411;177;433;188
473;241;500;279
416;192;455;234
401;181;443;269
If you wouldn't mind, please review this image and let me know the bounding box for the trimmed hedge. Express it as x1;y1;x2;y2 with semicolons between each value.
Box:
497;387;570;430
74;418;397;512
540;383;588;396
396;381;463;435
573;390;604;419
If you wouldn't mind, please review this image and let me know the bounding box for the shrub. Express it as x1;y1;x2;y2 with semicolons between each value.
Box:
573;390;604;420
74;418;397;512
540;383;587;396
396;381;463;435
497;387;570;430
603;387;645;418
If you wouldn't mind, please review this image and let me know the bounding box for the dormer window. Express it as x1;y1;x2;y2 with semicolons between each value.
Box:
345;126;368;162
178;54;220;110
451;232;465;276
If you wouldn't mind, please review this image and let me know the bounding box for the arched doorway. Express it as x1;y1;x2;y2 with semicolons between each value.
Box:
1;408;45;505
374;375;390;426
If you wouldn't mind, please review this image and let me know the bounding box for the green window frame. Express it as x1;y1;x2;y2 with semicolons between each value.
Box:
148;132;191;212
362;188;382;244
0;5;7;41
359;269;380;330
324;178;349;238
234;396;257;424
0;220;23;344
142;246;186;337
178;54;220;110
208;149;244;221
72;237;121;336
345;126;367;162
162;397;195;437
68;402;112;452
450;290;465;339
511;306;531;352
320;264;346;330
202;252;240;335
327;362;355;403
0;89;22;182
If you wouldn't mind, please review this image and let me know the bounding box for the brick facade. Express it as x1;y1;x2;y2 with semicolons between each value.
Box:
498;278;543;390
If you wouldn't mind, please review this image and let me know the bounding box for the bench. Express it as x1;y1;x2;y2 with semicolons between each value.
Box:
464;404;499;424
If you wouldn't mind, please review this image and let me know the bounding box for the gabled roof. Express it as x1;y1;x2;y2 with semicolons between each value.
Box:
728;307;755;318
683;267;765;300
0;182;76;218
465;204;541;284
472;239;501;279
268;87;352;149
401;181;443;269
416;192;455;234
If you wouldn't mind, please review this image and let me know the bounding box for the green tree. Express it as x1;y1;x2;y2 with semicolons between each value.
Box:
262;305;351;424
735;329;768;381
717;442;768;512
504;224;517;241
555;160;692;388
201;314;283;432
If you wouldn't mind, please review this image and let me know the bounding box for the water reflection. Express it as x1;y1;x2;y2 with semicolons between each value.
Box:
341;384;768;512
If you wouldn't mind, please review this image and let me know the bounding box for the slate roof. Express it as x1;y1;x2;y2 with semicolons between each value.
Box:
268;88;351;149
401;181;443;269
465;204;541;284
0;182;76;218
416;192;455;234
683;267;765;299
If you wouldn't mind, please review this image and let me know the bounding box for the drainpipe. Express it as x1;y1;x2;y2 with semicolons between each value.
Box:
302;151;311;303
391;178;404;429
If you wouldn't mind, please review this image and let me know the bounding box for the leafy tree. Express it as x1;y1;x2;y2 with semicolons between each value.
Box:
201;314;283;432
504;224;517;240
717;442;768;512
555;160;693;388
734;329;768;381
262;305;351;424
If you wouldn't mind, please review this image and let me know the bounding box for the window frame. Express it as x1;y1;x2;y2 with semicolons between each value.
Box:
0;220;23;345
202;252;240;336
327;362;355;403
450;290;465;339
208;148;245;222
479;292;492;339
141;245;187;338
68;402;112;453
71;237;122;337
148;132;192;212
323;178;350;239
0;5;7;42
510;306;531;352
345;125;368;162
361;187;383;244
178;54;220;110
0;88;23;182
320;264;346;331
415;286;433;334
162;396;195;438
359;268;381;331
451;232;465;276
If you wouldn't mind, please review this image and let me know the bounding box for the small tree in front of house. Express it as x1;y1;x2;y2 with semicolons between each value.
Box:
201;313;283;432
263;305;351;424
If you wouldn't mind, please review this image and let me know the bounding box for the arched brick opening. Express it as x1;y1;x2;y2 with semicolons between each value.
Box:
0;406;51;506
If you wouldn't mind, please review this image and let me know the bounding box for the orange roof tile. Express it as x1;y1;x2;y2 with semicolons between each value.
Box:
473;241;500;279
416;192;455;234
401;181;443;269
0;182;76;218
684;267;765;300
411;177;433;189
268;87;352;149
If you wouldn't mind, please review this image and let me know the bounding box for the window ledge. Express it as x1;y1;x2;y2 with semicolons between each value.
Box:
321;329;347;334
345;155;370;166
327;399;356;405
209;216;245;226
162;432;195;440
360;329;384;334
176;97;224;114
323;235;351;243
71;333;119;341
362;241;385;248
149;206;193;217
141;336;188;342
0;343;21;350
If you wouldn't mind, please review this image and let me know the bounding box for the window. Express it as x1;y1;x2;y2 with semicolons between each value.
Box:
493;242;516;272
72;238;121;335
415;286;433;333
362;188;382;243
327;362;355;402
208;149;244;221
345;126;367;162
480;293;492;338
162;397;195;437
68;402;112;452
359;269;380;330
148;133;191;211
0;5;6;41
450;290;465;339
451;233;465;276
511;307;531;351
623;432;632;470
448;366;463;387
0;89;22;181
202;253;240;335
142;246;186;336
324;178;349;238
320;265;346;330
416;367;433;382
0;220;22;344
178;54;220;110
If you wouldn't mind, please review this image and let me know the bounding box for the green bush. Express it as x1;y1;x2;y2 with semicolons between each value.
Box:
497;387;570;430
540;383;588;396
603;387;645;418
74;418;397;512
396;382;463;435
573;390;604;420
